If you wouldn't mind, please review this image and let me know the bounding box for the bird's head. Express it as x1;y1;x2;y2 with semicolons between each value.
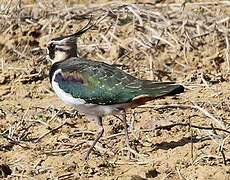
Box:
47;20;93;64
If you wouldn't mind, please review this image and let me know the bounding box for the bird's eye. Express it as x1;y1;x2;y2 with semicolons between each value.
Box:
47;43;56;60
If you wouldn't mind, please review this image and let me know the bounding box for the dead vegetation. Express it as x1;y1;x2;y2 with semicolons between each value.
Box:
0;0;230;179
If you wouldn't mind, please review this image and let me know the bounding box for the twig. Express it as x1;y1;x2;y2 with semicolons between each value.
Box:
103;123;230;141
9;174;36;179
226;34;230;71
43;149;74;154
57;173;75;179
69;131;96;137
11;48;31;60
219;141;227;165
192;102;225;129
87;140;115;156
150;123;229;134
193;154;230;165
189;116;194;162
127;5;143;26
43;141;85;154
139;103;226;129
34;122;69;143
176;167;187;180
0;58;5;73
200;73;210;88
108;160;150;165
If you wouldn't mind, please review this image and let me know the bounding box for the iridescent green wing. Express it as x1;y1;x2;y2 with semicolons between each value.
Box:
55;58;183;105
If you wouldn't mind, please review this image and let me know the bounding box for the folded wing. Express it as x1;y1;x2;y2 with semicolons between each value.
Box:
54;58;184;105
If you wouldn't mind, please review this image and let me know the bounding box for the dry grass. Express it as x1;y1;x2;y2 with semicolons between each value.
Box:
0;0;230;179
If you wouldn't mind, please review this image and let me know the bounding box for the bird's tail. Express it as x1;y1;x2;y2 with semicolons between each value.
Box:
139;80;184;98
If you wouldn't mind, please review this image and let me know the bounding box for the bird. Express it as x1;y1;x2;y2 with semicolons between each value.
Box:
46;22;184;160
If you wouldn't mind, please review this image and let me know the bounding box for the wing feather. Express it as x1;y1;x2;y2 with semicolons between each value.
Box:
53;58;184;105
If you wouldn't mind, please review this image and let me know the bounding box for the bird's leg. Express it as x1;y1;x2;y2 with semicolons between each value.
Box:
82;116;104;160
121;110;145;158
121;110;131;149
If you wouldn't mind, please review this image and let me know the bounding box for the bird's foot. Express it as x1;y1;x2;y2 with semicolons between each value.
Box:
121;146;148;159
81;151;90;161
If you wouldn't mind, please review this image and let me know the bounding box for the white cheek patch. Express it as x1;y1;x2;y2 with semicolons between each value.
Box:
54;51;68;63
52;69;86;106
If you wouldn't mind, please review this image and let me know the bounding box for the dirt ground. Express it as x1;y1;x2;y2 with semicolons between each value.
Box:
0;0;230;179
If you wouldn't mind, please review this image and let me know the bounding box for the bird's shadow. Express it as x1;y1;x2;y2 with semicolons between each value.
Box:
152;136;209;151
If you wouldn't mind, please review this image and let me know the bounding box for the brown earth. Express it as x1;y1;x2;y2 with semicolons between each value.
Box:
0;0;230;179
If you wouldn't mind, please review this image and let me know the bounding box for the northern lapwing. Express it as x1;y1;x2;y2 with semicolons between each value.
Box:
47;22;184;160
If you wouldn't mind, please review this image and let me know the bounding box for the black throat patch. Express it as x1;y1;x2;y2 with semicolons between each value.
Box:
49;62;61;83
